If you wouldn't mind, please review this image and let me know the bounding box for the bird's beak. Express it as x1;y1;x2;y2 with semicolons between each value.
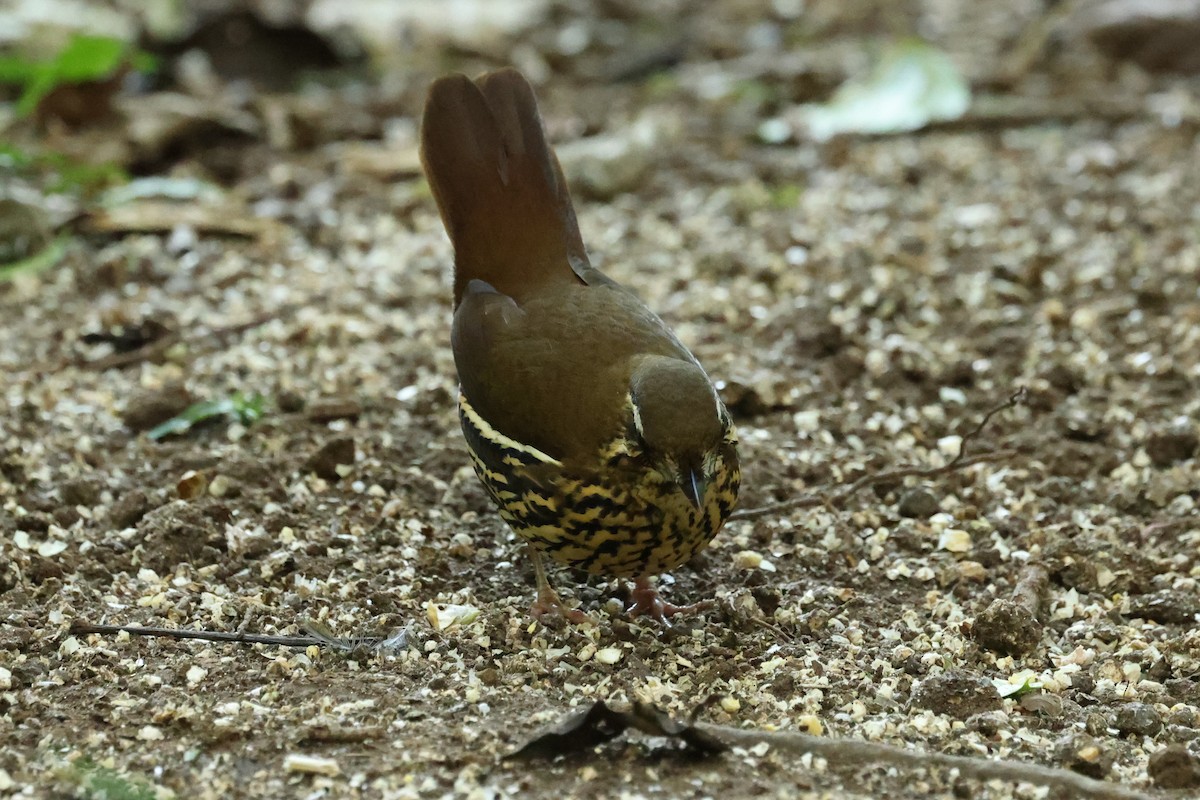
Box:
681;467;708;510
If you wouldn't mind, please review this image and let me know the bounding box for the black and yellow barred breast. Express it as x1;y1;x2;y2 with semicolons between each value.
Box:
459;393;740;578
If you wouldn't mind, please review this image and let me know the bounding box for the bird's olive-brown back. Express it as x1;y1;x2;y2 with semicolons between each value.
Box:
452;280;701;464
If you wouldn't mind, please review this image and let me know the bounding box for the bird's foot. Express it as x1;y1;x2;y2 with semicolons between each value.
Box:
626;577;712;624
530;585;593;625
527;547;593;624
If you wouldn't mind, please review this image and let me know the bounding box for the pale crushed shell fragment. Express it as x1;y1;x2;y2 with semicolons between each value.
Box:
426;602;480;631
797;715;824;735
992;670;1042;698
138;725;165;741
186;665;208;685
938;387;967;406
938;528;972;553
37;539;68;557
937;435;963;456
594;647;623;665
720;696;741;714
0;666;11;689
733;550;763;569
207;473;232;498
793;409;821;432
283;753;341;776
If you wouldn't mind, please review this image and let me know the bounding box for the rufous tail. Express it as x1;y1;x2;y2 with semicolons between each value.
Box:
420;68;588;307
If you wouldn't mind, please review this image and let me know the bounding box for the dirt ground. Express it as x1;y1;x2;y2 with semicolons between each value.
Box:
2;2;1199;798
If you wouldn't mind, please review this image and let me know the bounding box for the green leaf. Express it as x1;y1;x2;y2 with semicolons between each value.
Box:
52;35;127;82
802;39;970;141
147;393;268;441
992;672;1044;699
0;33;158;118
0;56;39;83
62;757;158;800
0;236;67;282
15;70;58;116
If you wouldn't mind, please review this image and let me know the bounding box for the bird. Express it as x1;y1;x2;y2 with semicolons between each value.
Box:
419;68;740;622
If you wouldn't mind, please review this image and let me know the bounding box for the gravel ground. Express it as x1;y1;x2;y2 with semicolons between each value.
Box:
2;2;1199;798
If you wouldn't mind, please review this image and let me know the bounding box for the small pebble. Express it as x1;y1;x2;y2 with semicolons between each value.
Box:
1055;733;1112;778
177;470;208;499
973;598;1042;656
1145;426;1198;466
911;671;1001;719
1148;744;1200;789
306;397;362;423
1113;702;1162;738
305;436;356;481
122;383;193;431
898;488;939;518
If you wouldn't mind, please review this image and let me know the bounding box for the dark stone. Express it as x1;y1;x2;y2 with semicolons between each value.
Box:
121;383;193;431
973;598;1042;656
897;488;939;519
306;396;362;423
305;436;356;481
1145;426;1198;467
110;488;153;528
910;671;1002;719
1148;744;1200;789
277;389;306;413
1113;702;1163;737
1129;589;1200;625
59;477;102;507
1054;733;1113;778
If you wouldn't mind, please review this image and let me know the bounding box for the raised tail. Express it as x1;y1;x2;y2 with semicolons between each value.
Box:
420;68;588;308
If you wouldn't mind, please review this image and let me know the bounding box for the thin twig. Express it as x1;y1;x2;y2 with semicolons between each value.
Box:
70;620;320;648
948;387;1027;466
699;724;1153;800
69;618;410;655
1011;562;1050;620
78;330;182;371
730;388;1027;523
76;304;299;371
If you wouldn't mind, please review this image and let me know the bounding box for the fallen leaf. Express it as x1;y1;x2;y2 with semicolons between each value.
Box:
506;700;726;760
801;39;970;141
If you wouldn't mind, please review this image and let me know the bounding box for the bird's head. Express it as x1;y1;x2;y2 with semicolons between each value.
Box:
628;355;736;510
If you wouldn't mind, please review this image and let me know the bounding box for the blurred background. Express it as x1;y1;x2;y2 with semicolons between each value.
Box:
1;0;1196;237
